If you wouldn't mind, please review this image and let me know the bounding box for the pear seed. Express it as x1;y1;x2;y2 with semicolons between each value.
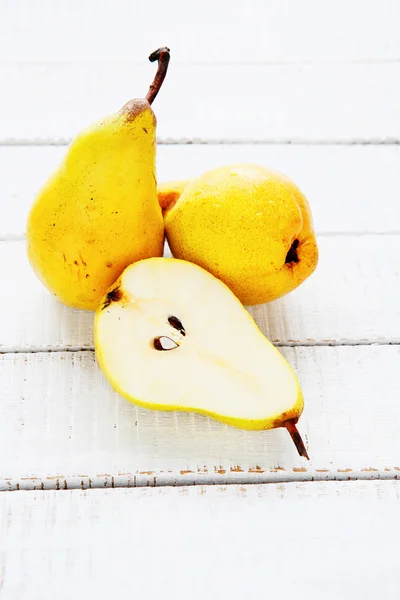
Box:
153;336;179;351
168;315;186;336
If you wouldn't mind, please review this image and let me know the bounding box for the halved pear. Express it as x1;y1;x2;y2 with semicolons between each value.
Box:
94;257;309;458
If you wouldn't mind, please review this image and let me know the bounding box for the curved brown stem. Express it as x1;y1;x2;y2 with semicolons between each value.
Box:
146;47;171;105
284;419;310;460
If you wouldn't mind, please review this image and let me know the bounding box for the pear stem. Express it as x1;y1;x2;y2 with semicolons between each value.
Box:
284;419;310;460
146;47;171;105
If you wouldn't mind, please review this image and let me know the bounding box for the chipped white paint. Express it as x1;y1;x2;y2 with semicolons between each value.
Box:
0;2;399;597
1;62;399;142
0;346;399;488
1;145;400;239
0;482;400;599
1;235;399;351
2;0;398;491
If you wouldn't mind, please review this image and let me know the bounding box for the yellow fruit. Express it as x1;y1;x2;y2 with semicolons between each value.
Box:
162;163;318;305
27;47;170;310
95;257;308;458
158;179;191;215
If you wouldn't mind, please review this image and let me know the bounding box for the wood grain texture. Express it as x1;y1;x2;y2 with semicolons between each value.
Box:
2;0;399;63
1;1;399;589
2;145;400;239
1;235;398;351
0;345;399;489
1;481;399;599
2;62;399;142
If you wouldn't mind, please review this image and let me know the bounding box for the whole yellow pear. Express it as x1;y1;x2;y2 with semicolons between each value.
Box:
27;47;170;311
162;164;318;305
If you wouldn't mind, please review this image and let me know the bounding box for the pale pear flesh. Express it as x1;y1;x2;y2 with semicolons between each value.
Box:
95;258;308;456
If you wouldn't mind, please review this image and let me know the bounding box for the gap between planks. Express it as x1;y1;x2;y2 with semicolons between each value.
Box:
1;138;400;146
1;468;399;493
3;58;400;67
1;340;400;355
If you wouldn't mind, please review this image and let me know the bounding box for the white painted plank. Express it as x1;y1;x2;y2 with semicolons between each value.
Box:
1;235;398;351
0;346;399;488
2;145;400;239
2;63;399;142
2;0;399;63
0;482;399;599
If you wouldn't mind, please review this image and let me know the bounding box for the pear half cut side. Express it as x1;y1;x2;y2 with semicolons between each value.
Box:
94;257;309;458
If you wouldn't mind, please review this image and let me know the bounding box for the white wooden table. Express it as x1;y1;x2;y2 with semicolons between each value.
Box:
1;1;400;598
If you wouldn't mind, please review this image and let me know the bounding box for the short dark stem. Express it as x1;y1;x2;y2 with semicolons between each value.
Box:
284;419;310;460
146;47;171;105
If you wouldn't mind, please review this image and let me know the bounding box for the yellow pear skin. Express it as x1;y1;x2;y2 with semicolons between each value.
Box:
161;164;319;305
95;257;309;458
158;179;192;215
27;48;170;311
